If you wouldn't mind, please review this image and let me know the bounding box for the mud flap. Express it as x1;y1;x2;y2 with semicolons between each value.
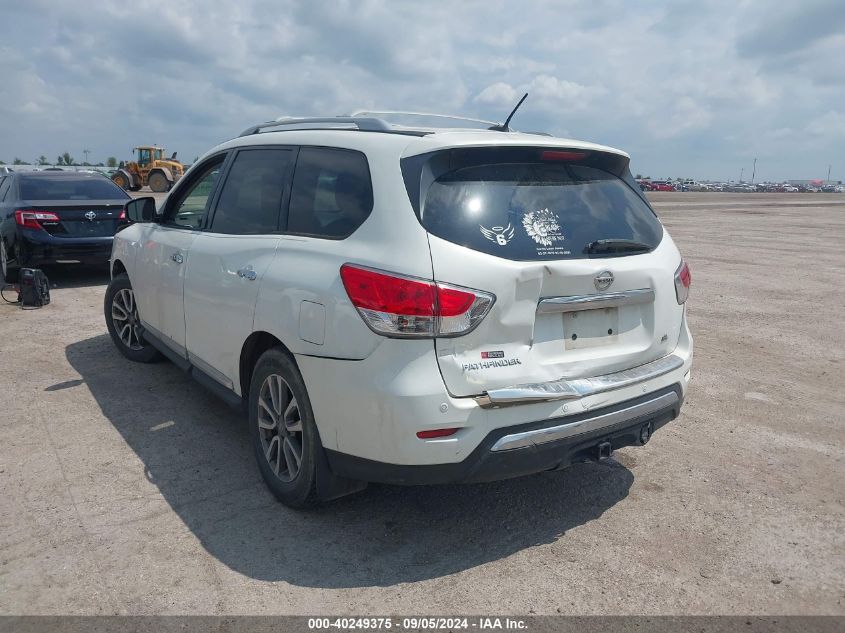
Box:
315;442;368;501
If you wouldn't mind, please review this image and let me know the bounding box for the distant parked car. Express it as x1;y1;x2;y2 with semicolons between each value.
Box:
650;181;675;192
0;170;130;282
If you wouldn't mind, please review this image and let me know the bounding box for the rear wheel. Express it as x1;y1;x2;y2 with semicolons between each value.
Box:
104;274;161;362
249;348;319;508
148;171;170;193
1;239;19;283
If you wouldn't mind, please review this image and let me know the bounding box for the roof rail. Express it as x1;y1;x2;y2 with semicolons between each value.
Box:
238;116;429;137
351;110;500;129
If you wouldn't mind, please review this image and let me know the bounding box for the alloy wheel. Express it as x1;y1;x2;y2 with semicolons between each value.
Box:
257;373;304;483
111;288;143;350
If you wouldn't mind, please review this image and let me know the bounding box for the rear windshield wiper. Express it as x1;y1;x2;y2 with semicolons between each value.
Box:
585;239;653;254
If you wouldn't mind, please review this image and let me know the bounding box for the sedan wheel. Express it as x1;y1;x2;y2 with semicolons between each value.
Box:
257;373;304;482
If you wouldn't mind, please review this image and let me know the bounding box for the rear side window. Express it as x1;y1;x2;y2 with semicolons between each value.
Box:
286;147;373;238
210;149;293;234
421;163;663;260
18;176;129;201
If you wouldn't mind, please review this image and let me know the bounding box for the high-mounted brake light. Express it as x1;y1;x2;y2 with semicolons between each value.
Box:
541;150;587;162
674;258;691;304
340;264;495;338
15;209;60;230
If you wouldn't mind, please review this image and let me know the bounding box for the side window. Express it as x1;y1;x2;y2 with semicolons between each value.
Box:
287;147;373;238
209;149;293;235
0;177;10;202
163;156;225;229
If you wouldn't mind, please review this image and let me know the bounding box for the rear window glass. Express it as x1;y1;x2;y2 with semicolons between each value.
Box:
422;163;662;260
286;147;373;238
19;176;129;201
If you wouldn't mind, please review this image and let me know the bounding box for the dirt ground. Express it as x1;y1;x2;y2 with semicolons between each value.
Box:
0;193;843;615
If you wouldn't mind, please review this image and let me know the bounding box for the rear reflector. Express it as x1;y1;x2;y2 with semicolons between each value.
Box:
674;258;691;304
14;209;60;230
416;428;458;439
541;150;587;162
340;264;494;338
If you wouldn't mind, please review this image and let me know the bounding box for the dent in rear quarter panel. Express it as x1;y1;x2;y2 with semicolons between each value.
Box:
110;223;143;280
251;140;434;360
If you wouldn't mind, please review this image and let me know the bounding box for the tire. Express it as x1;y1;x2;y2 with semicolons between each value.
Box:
148;171;170;193
1;238;20;284
249;348;320;508
111;172;129;190
104;273;162;363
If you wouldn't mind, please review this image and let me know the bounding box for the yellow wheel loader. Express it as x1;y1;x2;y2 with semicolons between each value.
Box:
111;146;185;192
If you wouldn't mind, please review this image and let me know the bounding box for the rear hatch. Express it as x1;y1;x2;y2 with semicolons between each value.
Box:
402;145;685;397
17;175;129;238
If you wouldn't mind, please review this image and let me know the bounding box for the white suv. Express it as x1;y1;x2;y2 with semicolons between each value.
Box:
105;114;693;507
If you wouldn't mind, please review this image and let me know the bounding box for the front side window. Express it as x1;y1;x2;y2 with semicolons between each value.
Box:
421;162;663;261
163;155;225;229
209;149;293;235
286;147;373;238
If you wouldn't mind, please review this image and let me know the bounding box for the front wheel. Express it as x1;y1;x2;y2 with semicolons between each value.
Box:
249;348;320;508
104;273;161;362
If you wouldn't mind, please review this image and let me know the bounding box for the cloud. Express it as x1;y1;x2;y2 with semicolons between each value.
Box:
0;0;841;180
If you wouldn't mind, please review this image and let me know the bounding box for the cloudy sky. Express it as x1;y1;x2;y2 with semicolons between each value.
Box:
1;0;842;181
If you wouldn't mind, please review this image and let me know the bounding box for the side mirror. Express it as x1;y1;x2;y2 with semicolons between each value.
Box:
123;196;157;223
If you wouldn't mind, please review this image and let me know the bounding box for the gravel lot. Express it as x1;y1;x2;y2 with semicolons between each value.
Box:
0;193;843;615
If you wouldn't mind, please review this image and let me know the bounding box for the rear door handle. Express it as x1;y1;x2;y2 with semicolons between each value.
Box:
170;252;184;264
237;266;257;281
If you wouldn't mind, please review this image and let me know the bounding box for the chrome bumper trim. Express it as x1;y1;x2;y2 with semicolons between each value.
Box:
475;354;684;408
490;390;679;452
536;288;654;314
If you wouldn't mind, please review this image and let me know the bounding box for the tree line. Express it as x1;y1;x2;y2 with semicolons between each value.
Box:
0;154;119;167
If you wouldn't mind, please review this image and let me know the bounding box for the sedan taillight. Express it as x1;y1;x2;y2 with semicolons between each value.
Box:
14;209;60;230
340;264;494;338
674;258;691;304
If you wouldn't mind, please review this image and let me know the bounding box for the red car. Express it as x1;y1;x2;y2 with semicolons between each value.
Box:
649;181;675;192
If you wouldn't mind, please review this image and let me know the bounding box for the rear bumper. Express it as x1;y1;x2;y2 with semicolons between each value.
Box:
17;229;112;265
326;383;683;485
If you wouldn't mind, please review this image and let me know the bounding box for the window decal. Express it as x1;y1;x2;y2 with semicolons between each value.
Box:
479;223;515;246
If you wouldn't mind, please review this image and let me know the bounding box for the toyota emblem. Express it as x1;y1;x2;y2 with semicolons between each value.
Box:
594;270;614;291
84;211;97;221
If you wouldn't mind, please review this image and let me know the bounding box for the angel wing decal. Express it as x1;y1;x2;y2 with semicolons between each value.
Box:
479;223;514;246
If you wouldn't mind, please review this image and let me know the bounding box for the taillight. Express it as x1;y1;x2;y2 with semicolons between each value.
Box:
340;264;494;338
674;258;691;304
119;210;126;220
15;209;60;230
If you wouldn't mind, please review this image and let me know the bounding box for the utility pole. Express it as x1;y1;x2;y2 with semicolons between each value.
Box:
751;158;757;184
828;164;832;184
83;149;91;164
740;167;744;183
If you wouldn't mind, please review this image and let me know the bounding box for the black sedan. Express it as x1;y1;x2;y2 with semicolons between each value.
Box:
0;171;130;282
